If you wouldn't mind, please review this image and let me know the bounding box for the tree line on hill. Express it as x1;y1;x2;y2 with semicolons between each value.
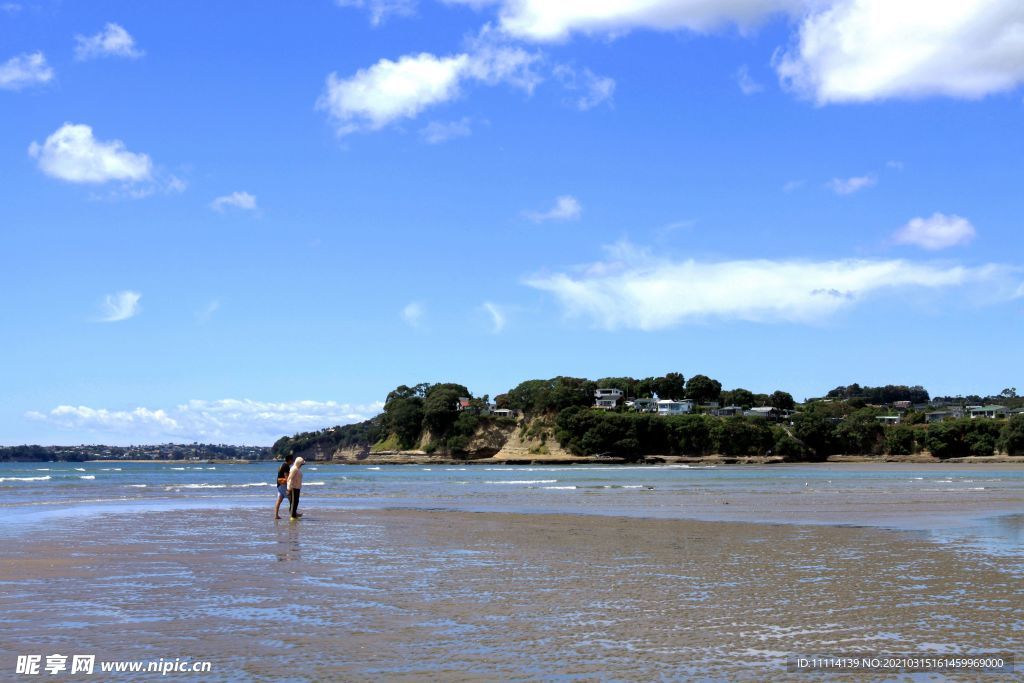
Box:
271;374;1024;460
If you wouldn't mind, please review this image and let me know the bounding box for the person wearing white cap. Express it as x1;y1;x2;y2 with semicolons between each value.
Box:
286;456;305;520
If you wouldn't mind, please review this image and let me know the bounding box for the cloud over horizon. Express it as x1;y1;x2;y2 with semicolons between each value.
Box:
27;398;386;445
525;242;1016;330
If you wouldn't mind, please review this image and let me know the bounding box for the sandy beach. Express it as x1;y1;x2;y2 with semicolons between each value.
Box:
2;506;1020;681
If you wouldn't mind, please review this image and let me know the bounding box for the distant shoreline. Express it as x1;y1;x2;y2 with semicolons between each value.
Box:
46;454;1022;467
0;454;1013;466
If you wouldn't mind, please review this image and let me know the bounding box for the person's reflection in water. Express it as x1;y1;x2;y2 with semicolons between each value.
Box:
275;519;302;564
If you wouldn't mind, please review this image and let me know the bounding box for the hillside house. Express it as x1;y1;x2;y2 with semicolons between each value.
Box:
969;405;1009;419
657;399;694;415
714;406;744;417
594;388;624;411
630;398;658;413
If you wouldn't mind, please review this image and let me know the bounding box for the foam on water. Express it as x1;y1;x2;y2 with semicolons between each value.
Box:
1;476;52;482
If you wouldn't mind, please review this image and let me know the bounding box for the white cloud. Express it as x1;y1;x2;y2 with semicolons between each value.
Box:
335;0;417;25
421;117;473;144
827;174;876;195
525;241;1011;329
317;45;539;135
525;195;582;222
319;53;469;135
736;64;763;94
482;301;507;333
0;51;53;90
450;0;803;41
775;0;1024;103
96;290;141;323
211;191;258;212
74;23;143;61
29;123;152;184
166;175;188;193
554;65;615;110
782;179;806;192
27;398;386;445
401;301;424;327
197;299;221;322
893;213;976;250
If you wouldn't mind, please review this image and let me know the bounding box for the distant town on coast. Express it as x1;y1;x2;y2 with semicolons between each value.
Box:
5;374;1023;463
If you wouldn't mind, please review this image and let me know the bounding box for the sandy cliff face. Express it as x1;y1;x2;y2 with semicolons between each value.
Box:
323;415;577;462
463;419;517;457
492;418;574;460
293;441;339;463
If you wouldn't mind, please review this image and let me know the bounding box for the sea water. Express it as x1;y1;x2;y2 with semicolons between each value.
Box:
1;460;1021;556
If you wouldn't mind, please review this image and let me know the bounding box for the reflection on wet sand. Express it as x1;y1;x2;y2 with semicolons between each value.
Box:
1;508;1020;680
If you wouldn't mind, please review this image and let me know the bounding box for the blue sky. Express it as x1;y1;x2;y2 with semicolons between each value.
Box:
2;0;1023;445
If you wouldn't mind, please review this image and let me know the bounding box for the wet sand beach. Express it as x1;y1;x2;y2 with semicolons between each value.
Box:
2;507;1020;681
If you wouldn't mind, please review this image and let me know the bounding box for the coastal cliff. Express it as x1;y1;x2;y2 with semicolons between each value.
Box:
271;377;1024;464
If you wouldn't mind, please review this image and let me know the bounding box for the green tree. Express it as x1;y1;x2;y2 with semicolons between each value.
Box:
382;397;425;449
770;391;796;411
712;417;774;456
885;424;916;455
654;372;687;400
964;420;1001;456
771;426;808;459
835;409;885;455
665;415;716;455
722;388;756;409
999;414;1024;455
792;411;838;461
422;383;471;440
686;374;722;404
926;420;968;459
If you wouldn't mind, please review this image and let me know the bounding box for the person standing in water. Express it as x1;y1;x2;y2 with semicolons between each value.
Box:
287;456;305;520
274;454;295;520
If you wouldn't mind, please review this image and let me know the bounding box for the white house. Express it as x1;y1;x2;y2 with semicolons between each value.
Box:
595;388;624;400
657;399;694;415
970;405;1008;419
594;388;624;410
